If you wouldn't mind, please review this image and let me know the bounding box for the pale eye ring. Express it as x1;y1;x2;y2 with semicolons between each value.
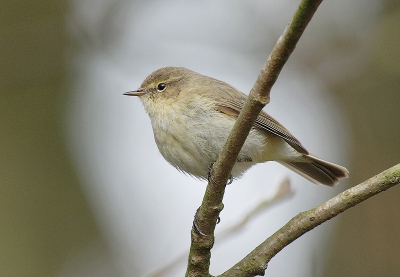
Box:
157;83;167;92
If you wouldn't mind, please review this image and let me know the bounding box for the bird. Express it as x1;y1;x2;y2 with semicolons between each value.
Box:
124;67;348;186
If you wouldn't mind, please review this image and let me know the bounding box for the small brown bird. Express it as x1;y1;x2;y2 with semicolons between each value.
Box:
125;67;348;186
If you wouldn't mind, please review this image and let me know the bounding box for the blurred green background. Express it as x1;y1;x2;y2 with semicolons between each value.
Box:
0;1;108;277
0;1;399;276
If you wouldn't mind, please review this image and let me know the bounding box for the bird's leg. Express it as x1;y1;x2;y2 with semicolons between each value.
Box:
207;162;233;186
193;162;231;236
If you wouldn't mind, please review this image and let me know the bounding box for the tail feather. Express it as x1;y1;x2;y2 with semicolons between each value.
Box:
278;155;349;187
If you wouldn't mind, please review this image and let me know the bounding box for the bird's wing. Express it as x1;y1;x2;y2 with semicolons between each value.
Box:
215;97;308;154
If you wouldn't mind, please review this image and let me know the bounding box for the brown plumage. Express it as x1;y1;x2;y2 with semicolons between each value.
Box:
125;67;349;186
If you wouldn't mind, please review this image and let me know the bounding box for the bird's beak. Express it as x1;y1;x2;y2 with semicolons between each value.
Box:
123;88;147;96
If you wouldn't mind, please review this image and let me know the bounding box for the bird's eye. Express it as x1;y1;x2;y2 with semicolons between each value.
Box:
157;83;167;92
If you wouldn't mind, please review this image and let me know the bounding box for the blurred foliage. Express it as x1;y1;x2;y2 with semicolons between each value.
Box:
0;1;106;277
325;3;400;277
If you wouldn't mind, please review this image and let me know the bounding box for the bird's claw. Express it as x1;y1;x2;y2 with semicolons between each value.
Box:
208;163;233;186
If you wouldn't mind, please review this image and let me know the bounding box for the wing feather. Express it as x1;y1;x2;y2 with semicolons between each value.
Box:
216;98;308;154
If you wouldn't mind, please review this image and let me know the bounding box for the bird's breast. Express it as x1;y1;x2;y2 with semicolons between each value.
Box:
144;96;267;178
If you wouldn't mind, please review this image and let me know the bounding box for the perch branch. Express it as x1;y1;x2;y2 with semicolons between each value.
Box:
186;0;324;276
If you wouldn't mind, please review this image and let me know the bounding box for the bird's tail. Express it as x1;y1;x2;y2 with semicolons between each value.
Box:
278;155;348;186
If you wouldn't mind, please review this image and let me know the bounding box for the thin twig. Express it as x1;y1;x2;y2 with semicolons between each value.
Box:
216;177;294;240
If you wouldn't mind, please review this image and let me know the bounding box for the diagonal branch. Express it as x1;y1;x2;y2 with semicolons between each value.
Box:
186;0;324;276
219;163;400;277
